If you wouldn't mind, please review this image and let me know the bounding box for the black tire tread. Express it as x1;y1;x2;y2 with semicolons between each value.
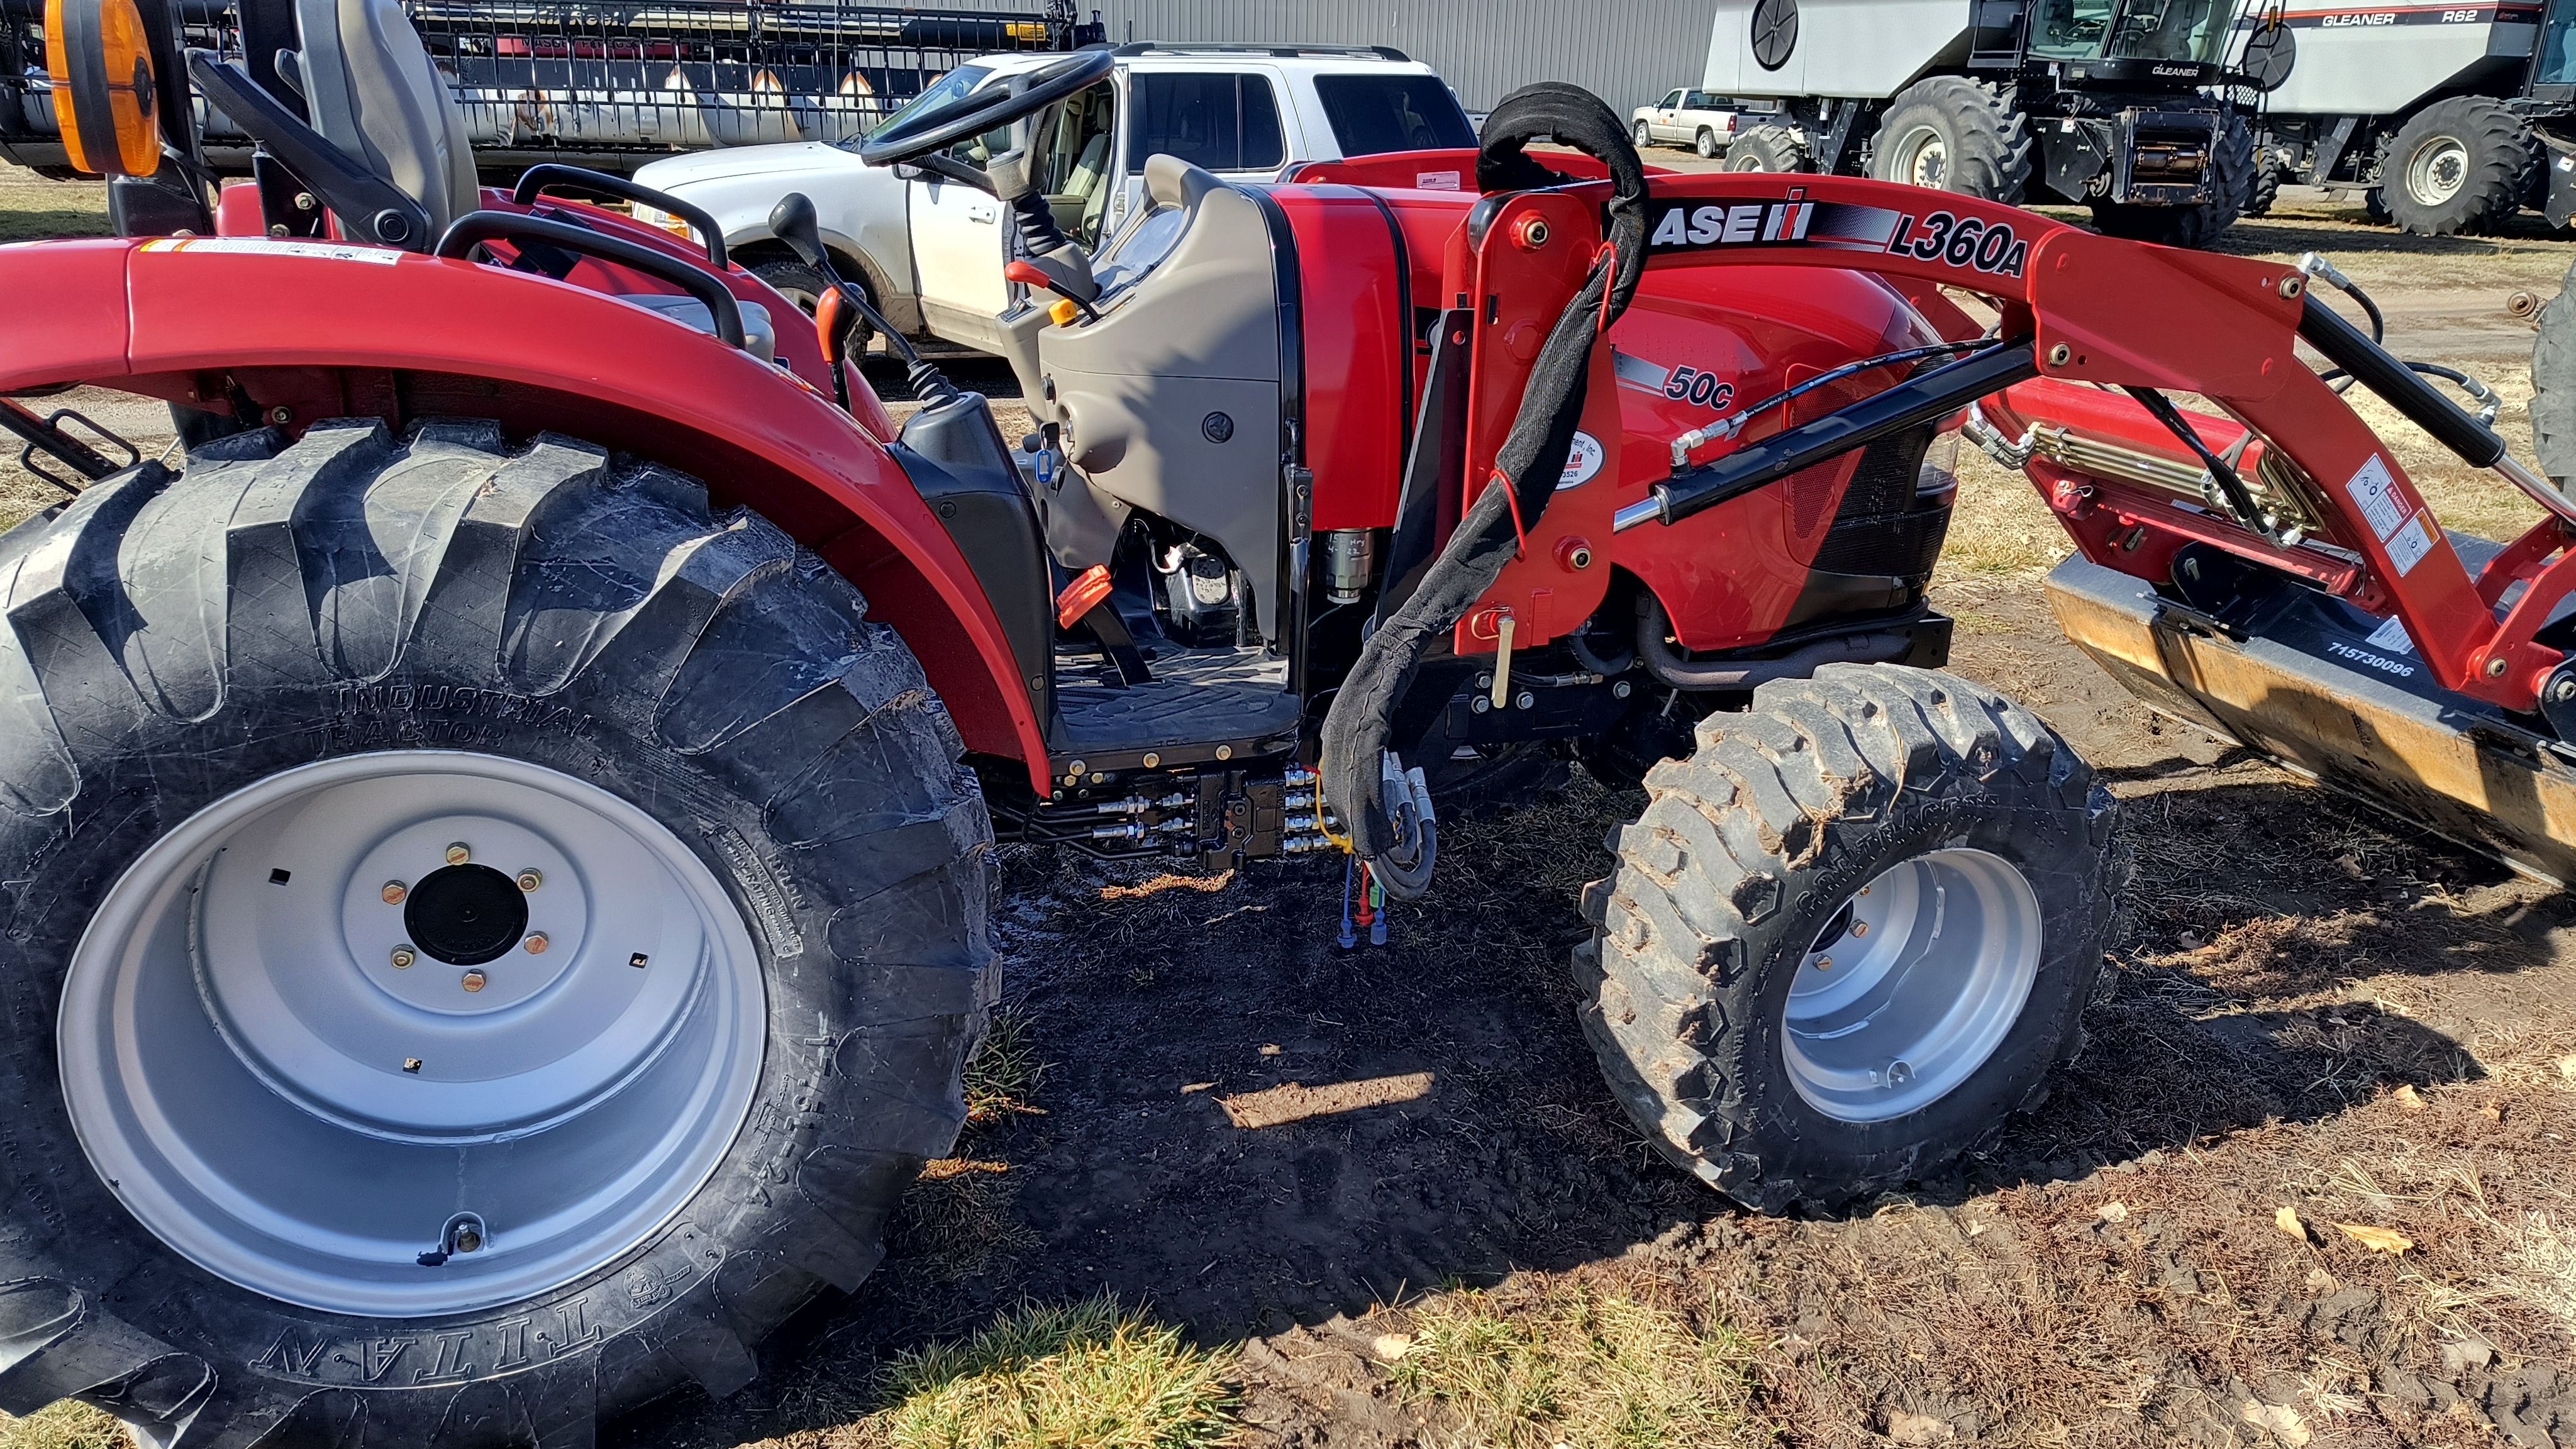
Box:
2532;259;2576;481
1576;662;2126;1211
1724;123;1808;174
2383;96;2537;236
1869;75;2032;204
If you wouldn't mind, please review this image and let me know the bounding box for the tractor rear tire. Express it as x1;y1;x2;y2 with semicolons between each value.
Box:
1575;663;2126;1211
2382;97;2538;236
0;420;994;1445
2088;113;2255;248
1725;123;1807;174
1868;76;2031;203
2531;259;2576;480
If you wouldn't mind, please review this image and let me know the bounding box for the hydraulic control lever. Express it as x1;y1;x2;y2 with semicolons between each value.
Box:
768;192;957;406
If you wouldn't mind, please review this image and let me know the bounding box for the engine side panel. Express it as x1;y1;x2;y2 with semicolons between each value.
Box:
1704;0;1974;100
2255;0;2537;117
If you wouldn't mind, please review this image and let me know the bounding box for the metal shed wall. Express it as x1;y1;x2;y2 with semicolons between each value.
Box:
952;1;1719;112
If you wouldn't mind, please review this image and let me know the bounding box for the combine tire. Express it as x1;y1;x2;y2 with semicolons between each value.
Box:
2246;152;2282;218
1575;663;2125;1211
1725;123;1807;173
2090;113;2255;248
0;421;994;1445
1868;76;2031;203
2382;97;2538;236
2533;260;2576;480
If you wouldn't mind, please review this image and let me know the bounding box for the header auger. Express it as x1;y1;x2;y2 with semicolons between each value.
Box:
4;0;2572;1440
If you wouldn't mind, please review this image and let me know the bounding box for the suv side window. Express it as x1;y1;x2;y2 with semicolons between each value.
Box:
1127;72;1287;173
1310;74;1477;157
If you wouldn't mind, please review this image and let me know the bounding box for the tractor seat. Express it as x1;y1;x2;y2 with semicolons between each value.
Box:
623;294;778;363
291;0;480;242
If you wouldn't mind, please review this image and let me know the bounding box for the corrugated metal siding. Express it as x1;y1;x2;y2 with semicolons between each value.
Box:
940;0;1719;111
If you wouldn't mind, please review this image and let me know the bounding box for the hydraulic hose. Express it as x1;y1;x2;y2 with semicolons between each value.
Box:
1318;81;1648;898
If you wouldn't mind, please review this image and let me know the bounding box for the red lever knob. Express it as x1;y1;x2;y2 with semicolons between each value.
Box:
1003;260;1050;289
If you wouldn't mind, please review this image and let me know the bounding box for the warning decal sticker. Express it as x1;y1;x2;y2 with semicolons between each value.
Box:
139;238;401;265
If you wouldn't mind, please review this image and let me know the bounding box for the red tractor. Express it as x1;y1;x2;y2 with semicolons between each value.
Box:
10;0;2576;1441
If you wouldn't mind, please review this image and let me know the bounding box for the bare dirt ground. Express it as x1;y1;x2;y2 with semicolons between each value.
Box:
6;160;2576;1448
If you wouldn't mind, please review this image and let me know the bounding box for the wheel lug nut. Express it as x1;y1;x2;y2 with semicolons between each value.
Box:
445;843;472;866
516;869;543;892
402;1057;423;1073
1815;955;1833;970
382;880;408;904
461;970;487;993
1851;921;1869;937
391;945;416;969
524;932;549;955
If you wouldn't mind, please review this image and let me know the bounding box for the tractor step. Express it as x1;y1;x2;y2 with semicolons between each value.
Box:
2046;548;2576;884
1048;642;1301;777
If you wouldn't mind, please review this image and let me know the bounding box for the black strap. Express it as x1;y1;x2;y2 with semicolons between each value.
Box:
1319;82;1648;891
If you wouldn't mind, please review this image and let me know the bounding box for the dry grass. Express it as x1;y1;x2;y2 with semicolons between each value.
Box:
1942;442;2074;578
863;1296;1237;1449
963;1004;1047;1128
0;159;107;245
0;1404;127;1449
1385;1277;1766;1449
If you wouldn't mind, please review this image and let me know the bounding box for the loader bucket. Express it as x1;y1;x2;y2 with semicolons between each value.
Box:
2047;550;2576;884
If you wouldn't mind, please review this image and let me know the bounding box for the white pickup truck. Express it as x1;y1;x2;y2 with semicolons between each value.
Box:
631;43;1477;354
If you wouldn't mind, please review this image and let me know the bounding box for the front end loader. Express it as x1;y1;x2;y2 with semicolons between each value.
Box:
5;0;2573;1442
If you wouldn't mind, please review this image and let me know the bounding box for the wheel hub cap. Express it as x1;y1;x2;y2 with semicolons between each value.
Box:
2411;138;2470;206
1780;847;2042;1123
59;751;766;1316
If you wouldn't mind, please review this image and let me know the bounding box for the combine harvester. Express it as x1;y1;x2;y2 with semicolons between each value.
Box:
2242;0;2576;233
1703;0;2280;245
7;0;2576;1440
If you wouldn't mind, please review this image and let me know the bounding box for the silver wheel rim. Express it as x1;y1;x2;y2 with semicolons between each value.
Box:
1697;130;1717;157
1733;148;1770;173
1780;847;2042;1123
1892;124;1948;189
59;751;766;1317
2407;136;2469;207
1636;122;1652;146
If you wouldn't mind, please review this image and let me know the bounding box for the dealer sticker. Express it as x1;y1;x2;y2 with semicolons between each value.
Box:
2345;453;2407;541
139;237;400;265
1558;431;1605;489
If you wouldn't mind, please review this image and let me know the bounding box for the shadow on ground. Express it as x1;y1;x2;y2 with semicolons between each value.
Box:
613;735;2563;1446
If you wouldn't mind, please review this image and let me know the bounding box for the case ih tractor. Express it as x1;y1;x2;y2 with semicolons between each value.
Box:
11;0;2576;1441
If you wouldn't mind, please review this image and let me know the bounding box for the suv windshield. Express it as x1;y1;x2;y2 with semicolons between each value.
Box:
2029;0;2235;64
1311;74;1477;156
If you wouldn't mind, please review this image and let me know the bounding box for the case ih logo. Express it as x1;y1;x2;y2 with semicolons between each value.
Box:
1647;191;2030;277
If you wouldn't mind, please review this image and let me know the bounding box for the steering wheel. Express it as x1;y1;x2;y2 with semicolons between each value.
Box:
858;48;1116;191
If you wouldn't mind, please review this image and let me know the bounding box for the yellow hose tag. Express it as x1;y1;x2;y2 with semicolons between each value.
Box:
1489;613;1516;710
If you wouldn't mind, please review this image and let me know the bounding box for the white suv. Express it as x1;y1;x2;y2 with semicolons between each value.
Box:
1632;89;1736;158
631;44;1475;355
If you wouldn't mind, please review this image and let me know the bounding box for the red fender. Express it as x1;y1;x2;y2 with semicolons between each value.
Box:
0;237;1050;788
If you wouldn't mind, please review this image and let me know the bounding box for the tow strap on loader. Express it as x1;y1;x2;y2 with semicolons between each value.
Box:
1319;81;1648;897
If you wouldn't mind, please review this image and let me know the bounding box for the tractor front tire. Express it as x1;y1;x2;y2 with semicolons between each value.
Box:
1575;663;2126;1212
0;420;993;1445
2532;258;2576;480
1868;76;2031;203
2089;113;2255;248
2382;97;2537;236
1725;124;1807;174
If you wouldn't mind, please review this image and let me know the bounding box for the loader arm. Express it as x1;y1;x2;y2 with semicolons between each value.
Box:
1457;171;2576;716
